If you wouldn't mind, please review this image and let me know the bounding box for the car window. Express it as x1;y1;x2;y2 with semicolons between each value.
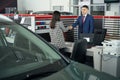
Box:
0;21;62;78
0;32;5;46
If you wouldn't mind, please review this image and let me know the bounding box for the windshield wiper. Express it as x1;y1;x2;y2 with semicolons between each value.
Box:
24;71;57;80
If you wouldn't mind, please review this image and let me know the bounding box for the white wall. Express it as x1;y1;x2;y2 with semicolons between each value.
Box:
17;0;25;13
93;0;104;3
17;0;51;13
24;0;51;12
92;0;120;16
105;3;120;16
110;3;120;15
17;0;120;15
17;0;70;13
51;0;70;11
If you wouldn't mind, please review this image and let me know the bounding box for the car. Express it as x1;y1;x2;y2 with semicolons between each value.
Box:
0;14;119;80
32;11;73;15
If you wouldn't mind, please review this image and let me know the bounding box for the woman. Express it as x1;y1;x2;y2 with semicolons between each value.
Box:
49;11;70;55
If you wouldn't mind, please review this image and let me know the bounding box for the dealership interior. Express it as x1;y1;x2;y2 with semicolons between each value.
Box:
0;0;120;80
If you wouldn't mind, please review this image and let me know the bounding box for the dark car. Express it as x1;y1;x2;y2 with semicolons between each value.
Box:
0;14;119;80
32;11;73;15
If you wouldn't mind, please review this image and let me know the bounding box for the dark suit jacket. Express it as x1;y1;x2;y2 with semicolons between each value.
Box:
72;14;94;35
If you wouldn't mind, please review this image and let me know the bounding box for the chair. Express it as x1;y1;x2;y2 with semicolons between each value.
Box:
70;39;87;64
93;29;107;46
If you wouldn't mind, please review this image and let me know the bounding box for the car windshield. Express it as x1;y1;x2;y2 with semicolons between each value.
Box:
0;21;67;79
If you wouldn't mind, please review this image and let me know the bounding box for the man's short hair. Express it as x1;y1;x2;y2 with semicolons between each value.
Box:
82;5;89;9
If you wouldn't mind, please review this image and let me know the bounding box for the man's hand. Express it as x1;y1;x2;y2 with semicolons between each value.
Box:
68;26;73;30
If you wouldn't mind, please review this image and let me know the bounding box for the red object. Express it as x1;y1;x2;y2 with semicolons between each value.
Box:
36;22;40;25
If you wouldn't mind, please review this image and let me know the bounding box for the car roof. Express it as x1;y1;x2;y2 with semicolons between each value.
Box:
0;14;13;22
32;11;73;15
32;11;53;14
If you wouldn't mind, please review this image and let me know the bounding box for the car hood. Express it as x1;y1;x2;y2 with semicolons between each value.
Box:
40;61;118;80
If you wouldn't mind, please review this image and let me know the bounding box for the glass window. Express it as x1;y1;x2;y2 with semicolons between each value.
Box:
90;4;106;15
53;6;64;11
0;21;61;78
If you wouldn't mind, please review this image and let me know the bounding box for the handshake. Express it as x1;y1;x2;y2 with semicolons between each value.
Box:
68;25;73;30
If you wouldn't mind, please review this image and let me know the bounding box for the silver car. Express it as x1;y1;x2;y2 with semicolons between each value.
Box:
32;11;73;15
0;14;119;80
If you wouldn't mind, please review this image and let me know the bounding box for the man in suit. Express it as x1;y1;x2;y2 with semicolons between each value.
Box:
69;5;94;64
69;5;94;38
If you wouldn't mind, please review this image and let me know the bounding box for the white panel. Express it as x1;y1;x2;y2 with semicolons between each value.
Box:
24;0;50;12
110;3;120;16
105;11;115;16
51;0;70;11
93;0;104;3
17;0;71;12
17;0;26;13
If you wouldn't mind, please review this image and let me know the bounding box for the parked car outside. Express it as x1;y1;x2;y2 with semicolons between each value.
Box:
0;14;119;80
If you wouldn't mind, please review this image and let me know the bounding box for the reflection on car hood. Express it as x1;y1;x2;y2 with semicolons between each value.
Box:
41;61;119;80
0;14;13;22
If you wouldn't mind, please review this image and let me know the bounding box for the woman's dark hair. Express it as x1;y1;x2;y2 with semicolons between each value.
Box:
50;11;61;29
